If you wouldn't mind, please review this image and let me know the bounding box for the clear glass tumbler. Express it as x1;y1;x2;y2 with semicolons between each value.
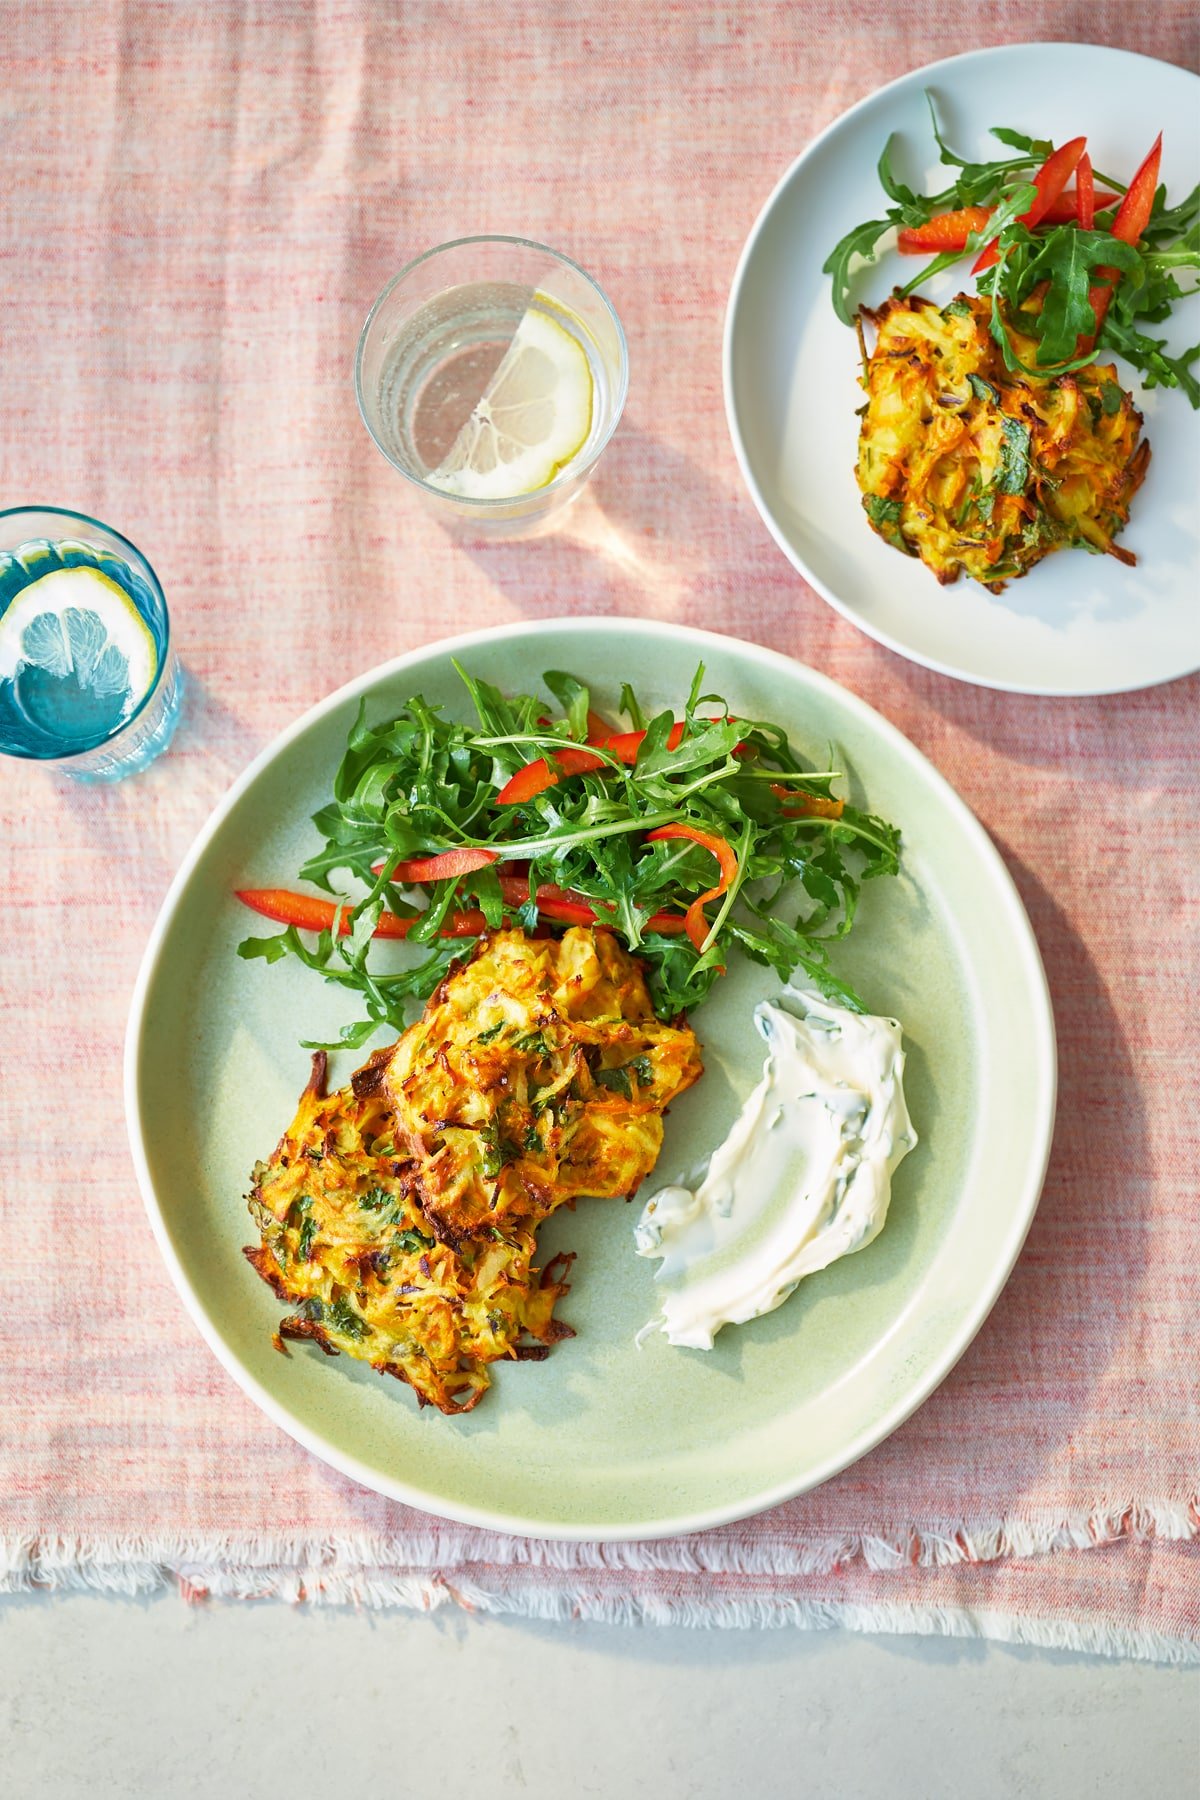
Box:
355;236;628;538
0;506;183;782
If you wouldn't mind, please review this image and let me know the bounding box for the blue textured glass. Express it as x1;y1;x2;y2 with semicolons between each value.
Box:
0;508;182;780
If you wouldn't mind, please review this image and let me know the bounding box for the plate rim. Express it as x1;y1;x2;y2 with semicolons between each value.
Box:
722;40;1200;698
124;616;1057;1539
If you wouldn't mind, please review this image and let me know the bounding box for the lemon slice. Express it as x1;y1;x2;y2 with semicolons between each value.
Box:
429;303;594;500
0;565;157;735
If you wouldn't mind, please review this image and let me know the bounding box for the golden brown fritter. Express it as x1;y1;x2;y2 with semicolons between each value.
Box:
245;1052;574;1413
244;927;703;1413
856;294;1149;590
381;927;704;1245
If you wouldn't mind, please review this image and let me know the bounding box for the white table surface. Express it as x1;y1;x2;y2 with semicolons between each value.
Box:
2;1594;1196;1797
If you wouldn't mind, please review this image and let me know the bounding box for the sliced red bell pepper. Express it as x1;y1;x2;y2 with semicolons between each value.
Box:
1044;184;1119;224
599;720;688;762
897;189;1120;255
585;708;615;743
769;784;845;820
644;824;738;960
972;135;1088;273
535;894;690;934
495;721;690;805
496;717;749;807
896;206;993;254
378;847;499;884
374;864;689;934
640;909;690;937
1074;153;1095;230
238;878;693;945
533;894;605;928
236;889;486;939
495;873;688;935
1081;133;1163;349
1111;133;1163;245
494;745;609;805
617;719;753;757
497;873;575;911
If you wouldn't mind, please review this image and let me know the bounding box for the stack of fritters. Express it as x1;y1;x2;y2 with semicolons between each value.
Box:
856;294;1149;589
245;927;703;1413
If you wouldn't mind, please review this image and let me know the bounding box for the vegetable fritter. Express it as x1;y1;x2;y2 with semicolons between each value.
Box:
245;927;702;1413
381;926;704;1245
245;1052;575;1413
856;294;1149;590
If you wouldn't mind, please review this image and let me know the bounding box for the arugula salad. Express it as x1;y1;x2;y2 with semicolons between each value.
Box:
825;96;1199;401
236;662;901;1046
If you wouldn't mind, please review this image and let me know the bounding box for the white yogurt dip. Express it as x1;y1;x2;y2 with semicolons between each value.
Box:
634;986;917;1349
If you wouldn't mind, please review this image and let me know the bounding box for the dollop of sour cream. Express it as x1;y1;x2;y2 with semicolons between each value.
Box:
634;987;917;1350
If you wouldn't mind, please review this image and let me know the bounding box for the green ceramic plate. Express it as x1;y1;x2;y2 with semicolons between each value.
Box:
125;619;1055;1539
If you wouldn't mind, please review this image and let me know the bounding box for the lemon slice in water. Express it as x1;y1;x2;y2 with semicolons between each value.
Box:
0;566;157;747
429;304;594;500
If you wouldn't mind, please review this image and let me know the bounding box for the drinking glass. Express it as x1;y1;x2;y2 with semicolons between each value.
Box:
355;236;628;538
0;506;183;782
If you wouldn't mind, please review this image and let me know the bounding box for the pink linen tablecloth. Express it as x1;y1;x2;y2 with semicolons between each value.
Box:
1;1;1197;1660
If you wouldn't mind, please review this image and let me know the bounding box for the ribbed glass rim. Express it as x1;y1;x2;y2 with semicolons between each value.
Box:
0;504;171;762
353;234;630;506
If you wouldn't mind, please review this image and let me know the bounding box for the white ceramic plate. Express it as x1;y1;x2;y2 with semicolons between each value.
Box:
126;619;1056;1538
725;43;1200;695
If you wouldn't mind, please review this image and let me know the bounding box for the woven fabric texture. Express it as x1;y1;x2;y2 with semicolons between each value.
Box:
0;1;1196;1655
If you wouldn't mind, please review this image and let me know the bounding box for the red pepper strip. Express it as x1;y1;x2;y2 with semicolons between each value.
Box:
238;880;691;942
896;206;993;254
235;889;485;939
596;717;746;761
1112;133;1163;244
972;136;1088;273
769;783;845;820
585;708;615;743
494;745;609;805
539;896;689;935
532;894;605;928
897;190;1120;254
1083;132;1163;348
1044;185;1119;224
494;873;688;936
497;873;566;909
494;720;691;805
371;863;686;933
1075;153;1095;230
377;847;499;883
644;824;738;961
496;717;748;807
600;720;688;760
